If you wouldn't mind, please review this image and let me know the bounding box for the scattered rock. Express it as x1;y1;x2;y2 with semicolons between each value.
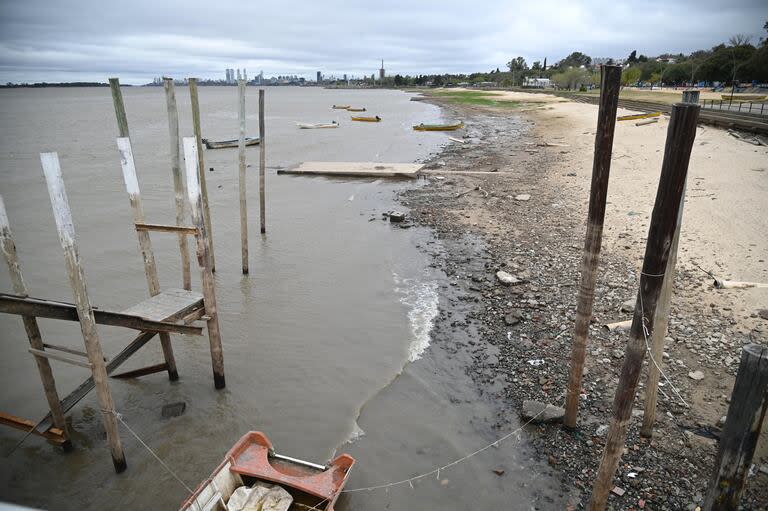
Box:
389;211;406;223
688;370;705;381
521;400;565;423
595;424;609;436
514;194;531;201
496;270;523;286
620;299;635;313
504;309;523;326
492;469;505;476
161;401;186;419
611;486;626;497
758;309;768;320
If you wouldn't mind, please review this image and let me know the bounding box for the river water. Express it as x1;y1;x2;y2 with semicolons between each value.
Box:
0;86;559;510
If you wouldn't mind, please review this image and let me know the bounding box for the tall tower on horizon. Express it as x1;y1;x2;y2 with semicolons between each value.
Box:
379;59;385;80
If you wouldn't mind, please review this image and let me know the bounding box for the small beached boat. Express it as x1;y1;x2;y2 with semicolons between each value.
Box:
180;431;355;511
351;116;381;122
331;105;350;109
297;121;339;129
413;121;464;131
346;107;366;112
202;137;260;149
720;94;766;101
617;111;661;122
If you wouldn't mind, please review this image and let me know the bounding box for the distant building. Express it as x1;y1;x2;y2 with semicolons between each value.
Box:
317;71;322;83
237;69;242;81
243;69;248;82
523;77;551;88
379;60;385;80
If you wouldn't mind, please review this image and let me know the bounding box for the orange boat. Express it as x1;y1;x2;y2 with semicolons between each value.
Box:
180;431;355;511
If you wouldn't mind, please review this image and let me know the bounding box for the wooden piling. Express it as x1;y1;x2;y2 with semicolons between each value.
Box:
589;103;700;510
182;137;226;389
0;195;71;447
40;153;126;472
163;78;192;290
238;80;248;273
188;78;216;272
109;78;130;138
564;65;622;428
259;89;266;234
704;344;768;511
116;137;179;380
640;186;685;437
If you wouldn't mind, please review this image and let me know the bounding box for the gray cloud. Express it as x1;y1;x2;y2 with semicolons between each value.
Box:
0;0;765;84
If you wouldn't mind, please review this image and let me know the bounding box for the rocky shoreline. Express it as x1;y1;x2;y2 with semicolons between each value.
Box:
395;96;768;510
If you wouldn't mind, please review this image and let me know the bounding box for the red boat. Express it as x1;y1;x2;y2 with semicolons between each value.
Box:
180;432;355;511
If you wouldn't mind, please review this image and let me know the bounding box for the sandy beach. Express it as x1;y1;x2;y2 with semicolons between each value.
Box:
400;90;768;509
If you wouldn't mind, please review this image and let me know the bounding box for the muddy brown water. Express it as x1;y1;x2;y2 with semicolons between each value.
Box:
0;86;560;509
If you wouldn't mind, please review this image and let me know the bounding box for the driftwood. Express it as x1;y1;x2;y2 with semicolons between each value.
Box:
635;118;659;127
714;279;768;289
603;320;632;332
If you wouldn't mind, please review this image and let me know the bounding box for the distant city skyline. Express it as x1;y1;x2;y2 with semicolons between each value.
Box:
0;0;765;84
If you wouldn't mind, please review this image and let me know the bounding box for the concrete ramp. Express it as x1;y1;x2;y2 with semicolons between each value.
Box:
278;161;423;178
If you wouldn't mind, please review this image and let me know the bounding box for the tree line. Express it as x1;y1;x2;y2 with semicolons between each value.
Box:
378;22;768;91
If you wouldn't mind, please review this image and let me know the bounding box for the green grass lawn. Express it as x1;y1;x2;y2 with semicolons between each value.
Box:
425;90;525;108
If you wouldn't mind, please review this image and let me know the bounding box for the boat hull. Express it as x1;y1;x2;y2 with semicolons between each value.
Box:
202;137;260;149
351;116;381;122
413;122;464;131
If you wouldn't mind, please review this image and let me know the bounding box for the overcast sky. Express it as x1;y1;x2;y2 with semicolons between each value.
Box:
0;0;765;84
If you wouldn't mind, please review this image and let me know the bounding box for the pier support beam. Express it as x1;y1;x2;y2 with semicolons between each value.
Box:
189;78;216;271
40;153;126;472
182;137;226;389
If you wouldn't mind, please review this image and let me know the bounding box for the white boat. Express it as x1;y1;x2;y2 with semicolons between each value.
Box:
297;121;339;129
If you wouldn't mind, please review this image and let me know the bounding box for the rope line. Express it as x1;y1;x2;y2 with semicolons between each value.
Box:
104;409;195;494
638;278;690;408
341;391;566;493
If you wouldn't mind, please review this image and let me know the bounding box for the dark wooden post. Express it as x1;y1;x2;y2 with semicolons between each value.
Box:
109;78;130;138
258;89;266;234
564;65;622;428
589;102;700;510
704;344;768;511
238;79;248;274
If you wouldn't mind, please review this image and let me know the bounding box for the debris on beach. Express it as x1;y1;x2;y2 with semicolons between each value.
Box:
520;400;564;423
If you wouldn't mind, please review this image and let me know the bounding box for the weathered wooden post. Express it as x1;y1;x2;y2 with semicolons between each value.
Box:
704;344;768;511
641;90;699;437
182;137;226;389
188;78;216;271
238;79;248;273
115;137;179;381
163;77;192;290
40;153;126;472
564;65;622;428
258;89;266;234
589;102;700;510
0;195;71;448
109;78;130;138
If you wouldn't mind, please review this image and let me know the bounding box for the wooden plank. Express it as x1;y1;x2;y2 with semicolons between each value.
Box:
183;137;226;389
116;137;179;380
111;363;169;379
238;79;248;274
704;344;768;510
135;222;197;235
0;195;70;443
29;348;93;369
259;89;266;234
163;78;192;290
40;152;126;472
43;342;89;358
0;412;67;445
564;65;622;428
0;293;203;336
278;161;423;178
189;78;216;271
589;103;701;510
120;288;203;322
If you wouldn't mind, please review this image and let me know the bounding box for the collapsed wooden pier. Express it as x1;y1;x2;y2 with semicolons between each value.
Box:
0;80;232;472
